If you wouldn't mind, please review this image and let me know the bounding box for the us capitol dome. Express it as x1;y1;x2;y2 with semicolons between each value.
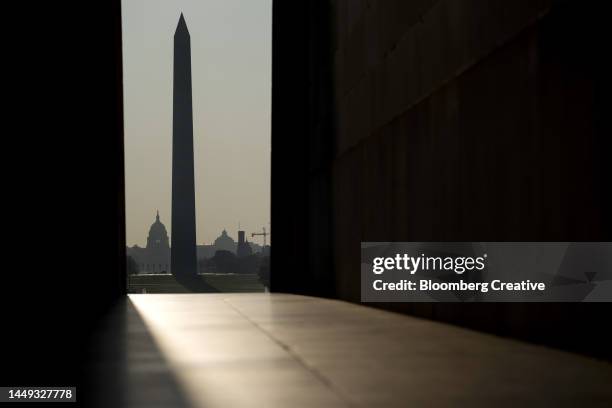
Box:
126;212;266;274
147;210;170;250
128;210;171;273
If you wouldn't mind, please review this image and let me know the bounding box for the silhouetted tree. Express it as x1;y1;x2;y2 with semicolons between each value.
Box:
237;254;261;274
198;257;207;273
211;250;238;274
258;256;270;287
126;255;140;275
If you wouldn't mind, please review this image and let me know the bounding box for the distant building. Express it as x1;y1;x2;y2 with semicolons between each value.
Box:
197;229;237;259
127;211;170;273
127;223;269;274
213;229;236;252
236;230;253;258
196;244;217;260
247;241;269;255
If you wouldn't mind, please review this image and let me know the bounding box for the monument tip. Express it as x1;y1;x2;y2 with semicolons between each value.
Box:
175;12;189;35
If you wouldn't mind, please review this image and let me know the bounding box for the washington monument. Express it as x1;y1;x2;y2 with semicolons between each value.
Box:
171;13;197;279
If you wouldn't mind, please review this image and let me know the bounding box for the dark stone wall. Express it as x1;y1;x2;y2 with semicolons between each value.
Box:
3;1;126;401
272;0;612;359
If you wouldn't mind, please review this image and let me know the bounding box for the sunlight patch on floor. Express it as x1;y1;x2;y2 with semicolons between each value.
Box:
128;294;348;408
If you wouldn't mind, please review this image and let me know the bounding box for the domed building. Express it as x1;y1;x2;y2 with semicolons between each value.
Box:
147;210;170;251
127;211;171;273
128;220;267;274
213;229;236;253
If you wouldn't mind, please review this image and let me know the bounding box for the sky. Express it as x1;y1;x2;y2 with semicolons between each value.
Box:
122;0;271;246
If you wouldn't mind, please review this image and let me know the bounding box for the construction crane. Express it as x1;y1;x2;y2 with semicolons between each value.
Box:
251;227;270;252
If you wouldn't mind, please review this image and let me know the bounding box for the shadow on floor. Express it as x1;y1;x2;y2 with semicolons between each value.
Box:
83;298;192;408
176;275;220;293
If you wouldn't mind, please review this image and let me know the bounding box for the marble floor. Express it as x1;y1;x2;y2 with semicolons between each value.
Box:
90;294;612;407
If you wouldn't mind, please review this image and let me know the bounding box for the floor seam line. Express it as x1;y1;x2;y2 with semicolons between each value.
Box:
222;297;357;408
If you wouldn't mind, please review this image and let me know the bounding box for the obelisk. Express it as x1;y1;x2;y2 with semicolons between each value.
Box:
171;13;197;279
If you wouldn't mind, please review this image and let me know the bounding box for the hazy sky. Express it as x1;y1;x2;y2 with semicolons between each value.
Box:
122;0;271;246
